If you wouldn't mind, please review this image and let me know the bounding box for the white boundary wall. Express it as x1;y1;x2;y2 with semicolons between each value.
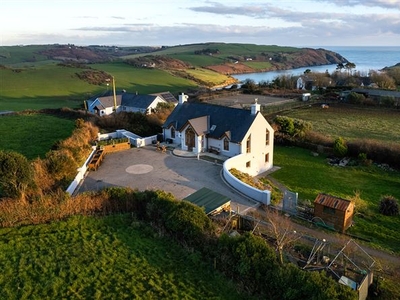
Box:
98;130;157;148
66;146;97;195
223;154;271;205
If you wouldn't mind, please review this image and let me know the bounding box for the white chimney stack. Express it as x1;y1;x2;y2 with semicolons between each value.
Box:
251;98;260;115
178;93;188;104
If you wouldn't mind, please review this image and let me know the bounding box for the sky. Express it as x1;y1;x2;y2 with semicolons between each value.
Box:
2;0;400;47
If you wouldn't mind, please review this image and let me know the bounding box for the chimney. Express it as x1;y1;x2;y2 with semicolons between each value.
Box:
178;92;188;104
251;98;260;115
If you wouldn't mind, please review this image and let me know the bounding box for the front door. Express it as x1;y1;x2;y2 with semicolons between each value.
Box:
185;127;195;151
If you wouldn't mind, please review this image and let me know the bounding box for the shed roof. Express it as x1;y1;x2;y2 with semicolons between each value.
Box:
184;187;231;215
314;193;352;212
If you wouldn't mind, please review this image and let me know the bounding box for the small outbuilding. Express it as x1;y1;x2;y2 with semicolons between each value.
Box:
313;193;354;232
184;187;231;216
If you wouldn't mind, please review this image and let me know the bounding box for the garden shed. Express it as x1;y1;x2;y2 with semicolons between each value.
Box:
184;187;231;216
313;193;354;232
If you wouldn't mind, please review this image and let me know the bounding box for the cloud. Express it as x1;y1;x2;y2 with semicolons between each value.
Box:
315;0;400;10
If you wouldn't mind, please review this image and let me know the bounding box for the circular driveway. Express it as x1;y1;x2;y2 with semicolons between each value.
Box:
77;147;258;213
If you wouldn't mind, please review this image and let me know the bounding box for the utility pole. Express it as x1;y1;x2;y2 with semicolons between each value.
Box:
112;76;117;112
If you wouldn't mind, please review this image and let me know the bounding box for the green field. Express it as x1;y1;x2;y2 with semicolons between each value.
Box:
185;68;232;86
0;62;197;111
279;104;400;144
0;214;249;300
0;113;75;159
270;145;400;253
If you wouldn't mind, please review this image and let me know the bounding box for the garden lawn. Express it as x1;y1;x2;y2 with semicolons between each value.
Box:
269;145;400;253
0;214;249;300
0;113;75;159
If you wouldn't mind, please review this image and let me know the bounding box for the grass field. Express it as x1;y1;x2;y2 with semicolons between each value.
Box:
242;61;273;70
270;145;400;253
185;68;232;86
0;113;75;159
0;62;197;111
0;214;249;300
279;104;400;144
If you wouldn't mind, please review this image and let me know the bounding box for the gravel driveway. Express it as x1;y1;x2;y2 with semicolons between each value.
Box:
77;146;259;213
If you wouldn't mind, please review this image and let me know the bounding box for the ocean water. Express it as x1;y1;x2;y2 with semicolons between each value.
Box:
232;46;400;83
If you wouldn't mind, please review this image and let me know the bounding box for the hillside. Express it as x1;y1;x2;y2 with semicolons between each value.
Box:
0;43;348;111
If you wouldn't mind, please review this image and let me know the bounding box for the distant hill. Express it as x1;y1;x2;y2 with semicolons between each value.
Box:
0;43;347;73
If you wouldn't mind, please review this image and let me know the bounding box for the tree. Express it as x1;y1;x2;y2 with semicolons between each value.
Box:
0;151;33;199
333;137;348;157
261;208;301;265
336;63;344;72
344;62;356;76
379;195;399;216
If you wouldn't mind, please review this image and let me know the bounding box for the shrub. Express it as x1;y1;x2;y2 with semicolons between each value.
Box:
379;195;399;216
0;151;34;199
333;137;348;157
348;92;366;104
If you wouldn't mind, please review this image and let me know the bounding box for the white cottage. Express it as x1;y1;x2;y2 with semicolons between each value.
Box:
86;91;177;116
162;94;274;176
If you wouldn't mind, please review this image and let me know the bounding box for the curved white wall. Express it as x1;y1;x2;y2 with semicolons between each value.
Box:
223;154;271;205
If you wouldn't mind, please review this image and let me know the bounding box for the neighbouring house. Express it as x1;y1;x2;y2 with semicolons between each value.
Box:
313;193;354;232
162;93;274;176
86;91;177;116
297;75;314;90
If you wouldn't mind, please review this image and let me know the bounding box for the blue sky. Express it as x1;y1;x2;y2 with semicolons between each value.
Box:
2;0;400;47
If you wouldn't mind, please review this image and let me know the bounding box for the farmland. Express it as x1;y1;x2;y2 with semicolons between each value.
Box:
278;104;400;144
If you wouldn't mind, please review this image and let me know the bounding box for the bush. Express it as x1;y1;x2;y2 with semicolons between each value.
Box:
333;137;348;157
379;195;399;216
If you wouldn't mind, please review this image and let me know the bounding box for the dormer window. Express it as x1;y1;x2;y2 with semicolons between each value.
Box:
210;125;216;131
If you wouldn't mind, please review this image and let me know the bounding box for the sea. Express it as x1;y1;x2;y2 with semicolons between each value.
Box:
232;46;400;83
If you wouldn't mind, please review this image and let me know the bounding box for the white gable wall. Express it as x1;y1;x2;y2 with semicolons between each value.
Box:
236;113;274;176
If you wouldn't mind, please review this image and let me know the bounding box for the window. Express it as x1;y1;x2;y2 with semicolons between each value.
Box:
266;129;270;145
171;127;175;138
223;138;229;151
246;161;251;168
265;153;269;163
246;135;251;153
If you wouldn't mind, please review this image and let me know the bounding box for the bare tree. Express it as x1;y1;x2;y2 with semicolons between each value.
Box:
262;208;302;264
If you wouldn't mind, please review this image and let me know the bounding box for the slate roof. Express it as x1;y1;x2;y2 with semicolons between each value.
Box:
162;102;258;143
184;187;231;215
121;94;160;109
95;95;122;109
314;193;352;212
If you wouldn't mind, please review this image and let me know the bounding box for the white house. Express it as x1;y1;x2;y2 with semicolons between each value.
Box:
162;93;274;176
86;91;177;116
